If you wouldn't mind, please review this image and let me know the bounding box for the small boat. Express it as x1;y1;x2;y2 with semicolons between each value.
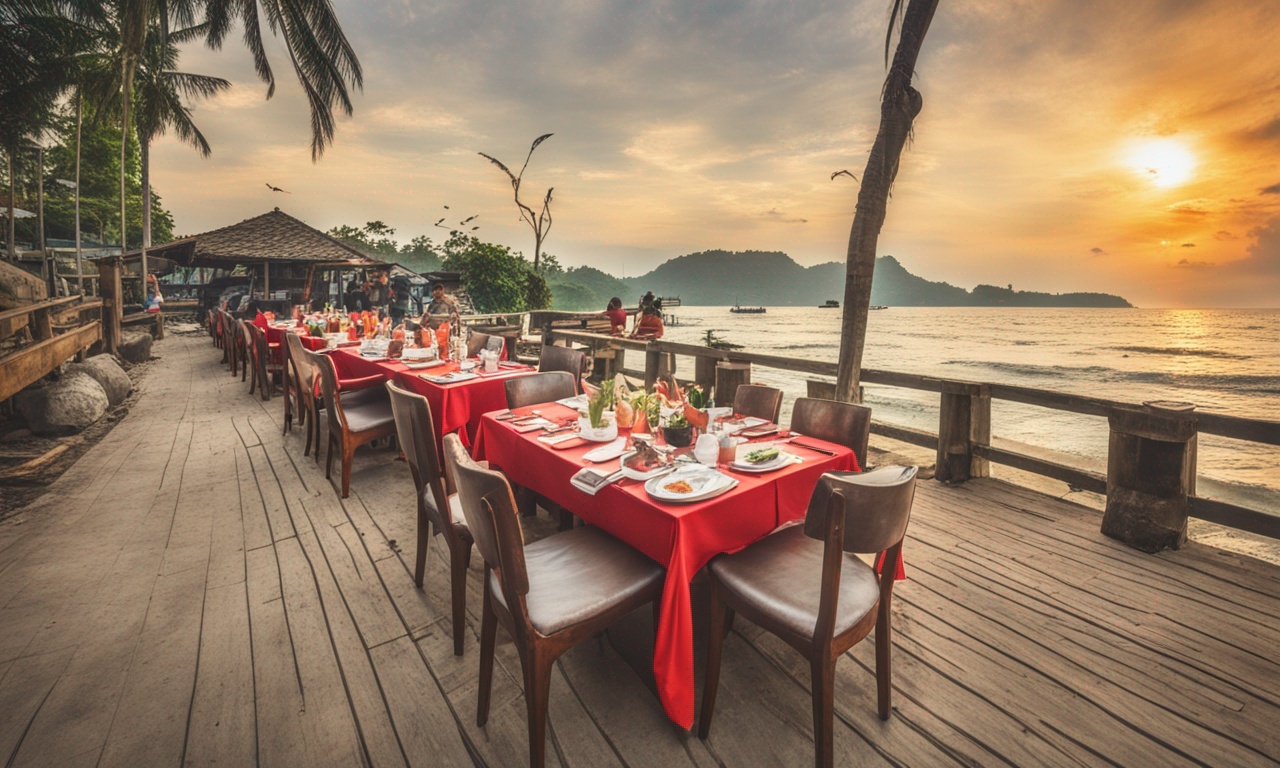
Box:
658;296;682;307
730;304;766;314
819;300;839;308
870;305;888;310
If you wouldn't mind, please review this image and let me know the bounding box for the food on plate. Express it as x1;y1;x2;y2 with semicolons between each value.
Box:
744;447;781;465
624;438;668;471
663;480;694;494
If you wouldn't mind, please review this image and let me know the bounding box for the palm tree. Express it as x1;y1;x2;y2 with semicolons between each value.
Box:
131;24;229;248
834;0;940;401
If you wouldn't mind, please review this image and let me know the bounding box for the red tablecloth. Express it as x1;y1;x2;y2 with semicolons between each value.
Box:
472;403;859;729
266;324;327;361
331;350;534;449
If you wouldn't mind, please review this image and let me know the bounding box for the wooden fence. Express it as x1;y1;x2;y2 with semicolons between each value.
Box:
532;315;1280;551
0;295;104;402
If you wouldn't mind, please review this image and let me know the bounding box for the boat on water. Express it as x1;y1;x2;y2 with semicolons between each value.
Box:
819;299;839;308
658;296;681;307
870;305;888;310
730;304;766;314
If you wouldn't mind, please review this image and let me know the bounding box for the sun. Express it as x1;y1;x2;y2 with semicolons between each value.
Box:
1123;138;1196;189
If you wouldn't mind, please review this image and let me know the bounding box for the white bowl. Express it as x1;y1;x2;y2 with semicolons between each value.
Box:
577;415;618;442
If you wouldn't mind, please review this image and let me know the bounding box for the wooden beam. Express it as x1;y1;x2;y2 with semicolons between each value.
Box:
869;420;938;450
972;444;1108;496
0;295;90;325
1197;412;1280;446
1188;496;1280;540
0;320;102;401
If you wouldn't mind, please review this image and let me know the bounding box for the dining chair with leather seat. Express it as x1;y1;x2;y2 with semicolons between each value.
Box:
466;331;505;359
238;321;257;390
536;344;588;392
247;323;285;401
732;383;783;423
789;397;872;469
443;434;665;768
315;352;396;498
386;381;474;655
301;348;386;465
504;371;577;411
698;465;919;768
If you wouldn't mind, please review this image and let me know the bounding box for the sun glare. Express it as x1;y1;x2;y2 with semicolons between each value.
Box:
1123;138;1196;188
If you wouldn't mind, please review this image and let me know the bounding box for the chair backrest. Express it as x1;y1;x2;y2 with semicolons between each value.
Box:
802;465;918;554
284;331;316;395
312;350;350;433
733;384;783;423
789;397;871;469
239;319;255;357
467;331;505;358
537;344;587;386
248;322;269;363
505;371;577;410
386;380;452;527
443;433;529;597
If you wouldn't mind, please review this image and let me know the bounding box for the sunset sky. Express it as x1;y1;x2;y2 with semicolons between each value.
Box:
151;0;1280;308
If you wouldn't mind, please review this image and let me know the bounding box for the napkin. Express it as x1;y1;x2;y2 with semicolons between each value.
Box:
570;468;624;496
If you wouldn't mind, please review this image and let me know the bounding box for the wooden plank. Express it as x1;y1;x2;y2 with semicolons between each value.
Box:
295;527;408;768
973;444;1108;495
367;636;473;767
1189;411;1280;446
0;294;89;325
0;648;76;764
0;320;101;401
246;443;299;543
272;537;366;767
869;420;938;451
307;514;408;650
183;581;257;768
236;442;273;552
1189;496;1280;540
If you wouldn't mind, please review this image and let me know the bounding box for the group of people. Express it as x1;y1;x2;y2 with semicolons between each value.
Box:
602;291;665;339
344;270;418;324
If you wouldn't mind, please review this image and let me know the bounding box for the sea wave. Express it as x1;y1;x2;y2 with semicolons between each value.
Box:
1112;345;1250;360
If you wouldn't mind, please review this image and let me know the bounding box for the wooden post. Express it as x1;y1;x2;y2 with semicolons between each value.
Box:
594;348;618;381
715;361;751;409
658;352;676;380
153;311;164;340
936;382;988;484
98;257;123;354
32;306;53;341
644;345;662;390
1101;401;1197;553
695;355;718;402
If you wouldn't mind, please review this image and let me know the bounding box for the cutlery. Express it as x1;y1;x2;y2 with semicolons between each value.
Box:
788;440;837;456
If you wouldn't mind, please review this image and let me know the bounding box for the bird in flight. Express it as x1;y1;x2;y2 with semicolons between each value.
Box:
265;183;291;193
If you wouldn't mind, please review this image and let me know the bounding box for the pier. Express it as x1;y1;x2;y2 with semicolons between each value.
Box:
2;330;1278;766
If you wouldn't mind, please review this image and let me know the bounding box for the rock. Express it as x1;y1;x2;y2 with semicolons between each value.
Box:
118;332;153;364
68;354;132;406
1;428;33;442
14;372;109;435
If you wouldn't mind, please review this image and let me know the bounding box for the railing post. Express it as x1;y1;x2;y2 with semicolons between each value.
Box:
644;344;662;390
936;382;987;483
1101;401;1198;553
98;257;123;354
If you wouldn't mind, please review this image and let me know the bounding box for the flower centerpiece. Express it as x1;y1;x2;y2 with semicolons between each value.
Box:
662;409;694;447
578;380;618;442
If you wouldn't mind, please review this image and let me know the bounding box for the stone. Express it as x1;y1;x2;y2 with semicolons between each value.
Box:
14;372;109;436
118;332;153;364
1;428;33;442
68;354;132;406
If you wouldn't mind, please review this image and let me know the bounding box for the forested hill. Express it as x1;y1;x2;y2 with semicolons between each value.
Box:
545;251;1131;309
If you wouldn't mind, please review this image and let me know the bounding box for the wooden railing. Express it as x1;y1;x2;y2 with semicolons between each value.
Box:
0;295;104;402
538;325;1280;548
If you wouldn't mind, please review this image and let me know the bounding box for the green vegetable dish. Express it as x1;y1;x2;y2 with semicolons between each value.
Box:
744;447;780;465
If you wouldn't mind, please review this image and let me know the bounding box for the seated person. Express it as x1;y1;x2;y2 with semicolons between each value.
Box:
420;281;459;329
630;305;665;339
603;296;628;335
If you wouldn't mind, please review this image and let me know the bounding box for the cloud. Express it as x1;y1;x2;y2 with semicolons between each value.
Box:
1090;246;1107;255
764;209;808;224
1175;258;1212;268
1181;242;1196;247
1240;216;1280;276
1165;199;1216;217
1262;182;1280;195
1240;117;1280;144
1215;230;1239;240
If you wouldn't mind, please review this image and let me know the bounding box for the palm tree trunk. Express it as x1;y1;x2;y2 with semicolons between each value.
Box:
120;57;128;255
75;92;83;293
6;151;14;260
141;137;150;248
834;0;940;403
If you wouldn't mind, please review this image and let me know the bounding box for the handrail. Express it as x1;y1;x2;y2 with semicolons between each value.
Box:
0;294;94;325
546;327;1280;542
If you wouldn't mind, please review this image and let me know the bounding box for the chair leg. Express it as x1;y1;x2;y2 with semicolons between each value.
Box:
303;404;314;457
247;357;257;395
413;501;430;589
326;433;336;480
477;581;497;727
810;655;835;768
876;599;893;720
313;405;323;464
449;540;471;656
523;648;554;768
698;587;732;740
340;442;355;498
513;484;536;517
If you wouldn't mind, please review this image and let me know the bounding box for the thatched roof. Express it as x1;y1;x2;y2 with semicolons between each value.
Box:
116;208;379;268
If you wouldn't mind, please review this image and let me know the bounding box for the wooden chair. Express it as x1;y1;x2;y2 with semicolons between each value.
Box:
698;466;919;768
443;434;665;768
733;383;783;423
386;381;473;655
504;372;577;411
315;352;396;498
299;348;386;465
238;321;256;390
790;397;872;469
247;323;285;401
466;330;505;358
537;345;588;392
283;332;314;441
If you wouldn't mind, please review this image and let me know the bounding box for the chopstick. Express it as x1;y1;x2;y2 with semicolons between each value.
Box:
788;440;837;456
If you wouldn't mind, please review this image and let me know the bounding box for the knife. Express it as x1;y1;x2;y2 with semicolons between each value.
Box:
788;440;837;456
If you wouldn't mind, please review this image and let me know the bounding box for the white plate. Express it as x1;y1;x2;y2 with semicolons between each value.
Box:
720;416;768;435
556;395;589;410
582;438;628;463
644;466;736;503
402;359;447;370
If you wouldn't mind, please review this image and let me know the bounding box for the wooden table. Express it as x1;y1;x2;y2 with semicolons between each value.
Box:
473;402;859;729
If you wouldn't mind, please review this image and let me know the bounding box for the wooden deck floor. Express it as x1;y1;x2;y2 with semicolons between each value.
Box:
2;332;1278;767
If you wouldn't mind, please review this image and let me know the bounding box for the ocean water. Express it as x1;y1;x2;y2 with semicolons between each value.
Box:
658;307;1280;501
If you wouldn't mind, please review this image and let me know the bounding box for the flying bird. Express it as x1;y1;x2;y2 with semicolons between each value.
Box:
460;214;479;224
434;217;446;225
265;183;291;193
830;170;858;181
471;226;480;231
443;204;450;210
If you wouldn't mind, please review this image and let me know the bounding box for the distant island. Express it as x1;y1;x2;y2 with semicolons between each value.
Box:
547;251;1132;310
